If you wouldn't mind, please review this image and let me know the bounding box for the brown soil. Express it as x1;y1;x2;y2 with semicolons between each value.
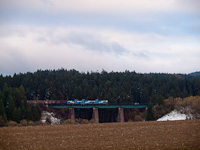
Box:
0;120;200;150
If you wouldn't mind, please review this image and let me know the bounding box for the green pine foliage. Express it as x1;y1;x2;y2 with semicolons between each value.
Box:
13;107;21;123
146;102;154;121
156;95;164;106
6;95;15;121
0;99;7;123
1;69;200;104
0;69;200;123
0;84;41;125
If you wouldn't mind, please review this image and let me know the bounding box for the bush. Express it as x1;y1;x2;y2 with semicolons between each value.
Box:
20;120;27;126
135;115;143;121
32;121;42;126
17;124;23;127
28;120;34;126
153;105;166;120
63;119;75;124
27;120;41;126
146;102;154;121
89;119;95;124
81;119;89;124
8;121;18;127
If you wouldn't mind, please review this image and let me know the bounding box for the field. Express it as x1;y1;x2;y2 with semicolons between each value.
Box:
0;120;200;150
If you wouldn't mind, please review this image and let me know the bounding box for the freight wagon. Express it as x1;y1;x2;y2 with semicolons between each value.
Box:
27;99;108;105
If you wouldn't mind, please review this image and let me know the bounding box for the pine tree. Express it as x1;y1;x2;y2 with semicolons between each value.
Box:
19;85;27;101
6;95;15;121
26;107;32;121
156;95;164;106
13;107;21;123
146;102;154;121
31;105;41;121
23;99;28;119
0;98;7;122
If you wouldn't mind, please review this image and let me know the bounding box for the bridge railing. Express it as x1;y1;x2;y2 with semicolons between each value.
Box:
48;104;148;109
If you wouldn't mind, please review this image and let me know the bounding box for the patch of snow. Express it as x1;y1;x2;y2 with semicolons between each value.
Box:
157;110;191;121
41;111;61;125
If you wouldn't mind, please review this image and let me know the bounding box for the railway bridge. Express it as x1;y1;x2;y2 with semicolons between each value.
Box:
49;104;148;123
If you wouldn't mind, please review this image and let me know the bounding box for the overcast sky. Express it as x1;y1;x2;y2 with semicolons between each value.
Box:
0;0;200;75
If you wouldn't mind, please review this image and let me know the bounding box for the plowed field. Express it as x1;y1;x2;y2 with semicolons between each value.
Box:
0;120;200;150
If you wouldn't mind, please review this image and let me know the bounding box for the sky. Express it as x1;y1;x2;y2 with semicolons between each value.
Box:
0;0;200;76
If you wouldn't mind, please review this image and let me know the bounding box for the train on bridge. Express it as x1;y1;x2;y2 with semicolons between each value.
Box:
67;99;108;104
27;99;108;105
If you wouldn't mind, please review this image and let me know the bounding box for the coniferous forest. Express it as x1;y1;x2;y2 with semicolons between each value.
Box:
0;69;200;124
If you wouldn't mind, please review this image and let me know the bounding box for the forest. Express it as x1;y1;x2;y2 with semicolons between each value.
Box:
1;69;200;102
0;69;200;125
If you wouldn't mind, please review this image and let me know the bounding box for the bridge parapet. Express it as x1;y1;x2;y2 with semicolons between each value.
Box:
49;104;148;109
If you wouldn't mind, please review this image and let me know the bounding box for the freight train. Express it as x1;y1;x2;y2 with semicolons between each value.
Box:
27;99;108;105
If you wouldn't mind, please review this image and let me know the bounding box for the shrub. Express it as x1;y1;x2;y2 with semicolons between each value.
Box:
135;115;143;121
8;121;18;127
146;102;154;121
28;120;34;126
153;105;166;120
81;119;89;124
20;120;27;126
32;121;42;126
89;119;95;123
63;119;75;124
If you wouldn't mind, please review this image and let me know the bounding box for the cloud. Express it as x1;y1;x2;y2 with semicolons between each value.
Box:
1;0;172;14
0;44;31;75
1;0;199;17
176;0;200;13
0;25;199;75
0;0;199;75
51;31;128;55
1;0;199;37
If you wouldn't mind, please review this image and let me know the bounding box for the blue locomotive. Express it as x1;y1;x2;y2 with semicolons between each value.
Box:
67;99;108;105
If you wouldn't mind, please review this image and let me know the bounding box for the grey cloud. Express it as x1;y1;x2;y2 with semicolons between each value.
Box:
40;0;52;4
132;50;149;58
0;26;25;38
176;0;200;13
0;47;31;76
46;31;150;58
52;32;128;55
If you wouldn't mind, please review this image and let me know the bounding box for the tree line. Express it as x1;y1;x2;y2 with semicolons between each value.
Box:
0;69;200;104
0;69;200;124
0;84;41;126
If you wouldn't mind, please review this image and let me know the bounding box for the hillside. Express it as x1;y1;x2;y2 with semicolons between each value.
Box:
1;69;200;104
190;71;200;76
1;69;200;125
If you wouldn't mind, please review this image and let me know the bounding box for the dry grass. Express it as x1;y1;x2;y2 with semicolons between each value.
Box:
0;120;200;150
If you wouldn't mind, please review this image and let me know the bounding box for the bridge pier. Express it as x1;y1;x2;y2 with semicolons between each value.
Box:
117;107;124;122
69;108;75;122
92;107;99;123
